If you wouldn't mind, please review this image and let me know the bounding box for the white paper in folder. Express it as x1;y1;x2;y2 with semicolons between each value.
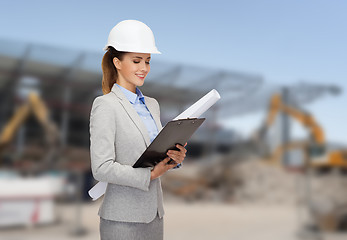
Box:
88;89;221;200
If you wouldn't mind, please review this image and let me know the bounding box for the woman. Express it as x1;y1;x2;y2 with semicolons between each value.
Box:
89;20;187;240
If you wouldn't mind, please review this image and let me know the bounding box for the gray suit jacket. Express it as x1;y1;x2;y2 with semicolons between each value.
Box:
89;84;164;223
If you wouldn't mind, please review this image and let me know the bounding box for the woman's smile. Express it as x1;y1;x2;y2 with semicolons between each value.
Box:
135;73;146;80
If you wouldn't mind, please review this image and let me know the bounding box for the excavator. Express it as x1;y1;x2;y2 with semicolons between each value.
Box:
0;91;61;169
256;93;347;170
255;93;347;236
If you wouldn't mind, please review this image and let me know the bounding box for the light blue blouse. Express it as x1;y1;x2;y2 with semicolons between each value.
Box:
115;83;181;169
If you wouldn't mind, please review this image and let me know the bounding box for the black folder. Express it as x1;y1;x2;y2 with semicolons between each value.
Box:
133;118;205;168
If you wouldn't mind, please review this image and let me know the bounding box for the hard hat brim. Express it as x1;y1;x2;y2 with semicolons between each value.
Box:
103;44;161;54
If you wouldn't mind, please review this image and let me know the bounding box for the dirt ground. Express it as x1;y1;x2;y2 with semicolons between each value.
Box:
1;201;346;240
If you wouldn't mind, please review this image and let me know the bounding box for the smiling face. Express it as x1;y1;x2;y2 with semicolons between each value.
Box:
113;52;151;93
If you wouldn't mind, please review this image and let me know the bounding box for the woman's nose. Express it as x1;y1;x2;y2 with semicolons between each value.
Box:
140;62;149;72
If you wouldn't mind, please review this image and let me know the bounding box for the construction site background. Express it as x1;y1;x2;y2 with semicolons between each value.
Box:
1;1;347;240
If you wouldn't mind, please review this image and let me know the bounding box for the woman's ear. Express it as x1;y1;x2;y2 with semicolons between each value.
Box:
113;57;121;70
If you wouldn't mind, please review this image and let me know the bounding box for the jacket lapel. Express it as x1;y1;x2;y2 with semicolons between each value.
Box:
144;96;163;132
110;84;151;147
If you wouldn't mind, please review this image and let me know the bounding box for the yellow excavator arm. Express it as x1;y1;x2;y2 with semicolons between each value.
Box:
0;92;58;149
260;93;347;168
265;94;325;145
0;102;31;147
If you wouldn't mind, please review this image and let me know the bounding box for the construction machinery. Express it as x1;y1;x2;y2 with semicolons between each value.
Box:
0;91;61;170
254;93;347;237
0;91;65;227
255;93;347;170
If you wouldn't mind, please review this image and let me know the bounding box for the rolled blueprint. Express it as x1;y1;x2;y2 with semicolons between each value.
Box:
88;89;221;200
173;89;221;120
88;181;107;201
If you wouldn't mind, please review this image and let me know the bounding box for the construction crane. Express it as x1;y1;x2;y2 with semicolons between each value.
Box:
256;93;347;169
0;91;61;168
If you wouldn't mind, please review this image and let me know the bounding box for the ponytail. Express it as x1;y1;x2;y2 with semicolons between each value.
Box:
101;47;126;94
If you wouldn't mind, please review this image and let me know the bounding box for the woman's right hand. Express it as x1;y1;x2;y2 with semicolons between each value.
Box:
150;157;176;180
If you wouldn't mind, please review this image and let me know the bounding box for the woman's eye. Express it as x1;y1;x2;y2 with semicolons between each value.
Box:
133;61;140;64
146;62;150;65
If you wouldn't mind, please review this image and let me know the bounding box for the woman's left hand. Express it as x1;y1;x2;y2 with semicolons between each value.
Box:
166;142;187;165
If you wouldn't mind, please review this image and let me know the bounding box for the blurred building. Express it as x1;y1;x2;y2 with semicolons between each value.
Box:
0;38;342;167
0;38;266;157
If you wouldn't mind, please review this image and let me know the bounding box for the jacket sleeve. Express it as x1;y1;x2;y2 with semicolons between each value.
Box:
89;97;151;191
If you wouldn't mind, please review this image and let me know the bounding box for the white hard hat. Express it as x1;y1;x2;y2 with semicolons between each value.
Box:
103;20;161;54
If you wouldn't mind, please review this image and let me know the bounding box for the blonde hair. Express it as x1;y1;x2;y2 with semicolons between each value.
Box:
101;47;127;94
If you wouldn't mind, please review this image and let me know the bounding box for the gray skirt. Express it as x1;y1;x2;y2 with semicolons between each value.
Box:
99;214;163;240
